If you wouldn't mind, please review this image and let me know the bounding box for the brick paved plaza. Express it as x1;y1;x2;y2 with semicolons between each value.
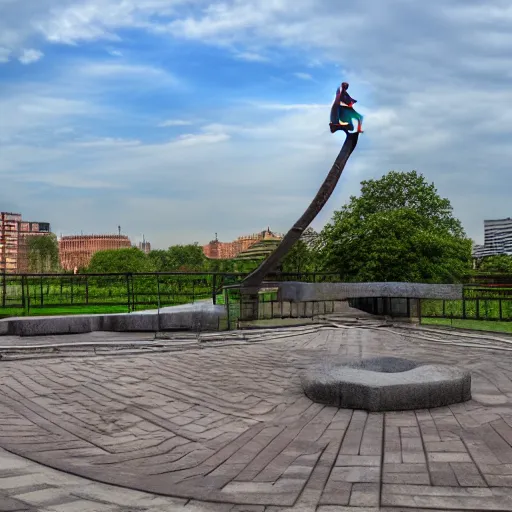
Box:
1;324;512;511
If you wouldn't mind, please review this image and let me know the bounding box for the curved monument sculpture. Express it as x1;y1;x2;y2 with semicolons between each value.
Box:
241;132;359;291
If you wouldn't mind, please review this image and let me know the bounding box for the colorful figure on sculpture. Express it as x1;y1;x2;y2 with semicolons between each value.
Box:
329;82;364;134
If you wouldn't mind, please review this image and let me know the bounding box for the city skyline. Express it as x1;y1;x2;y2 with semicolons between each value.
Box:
1;1;512;248
4;205;512;253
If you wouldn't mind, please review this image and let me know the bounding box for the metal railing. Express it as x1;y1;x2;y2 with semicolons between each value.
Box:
420;285;512;322
0;271;342;318
349;293;512;323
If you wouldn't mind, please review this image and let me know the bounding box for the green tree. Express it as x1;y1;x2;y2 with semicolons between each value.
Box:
319;170;472;283
149;243;207;271
147;249;172;271
27;234;60;273
281;239;318;273
206;258;236;273
478;255;512;273
87;248;154;273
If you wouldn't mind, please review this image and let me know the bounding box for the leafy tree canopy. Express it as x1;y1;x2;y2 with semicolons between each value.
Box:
27;233;60;273
319;171;472;283
87;247;154;273
477;255;512;274
281;237;318;274
149;243;207;272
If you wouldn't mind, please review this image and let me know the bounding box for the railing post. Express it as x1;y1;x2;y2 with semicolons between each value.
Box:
125;273;131;313
85;275;89;305
156;275;161;310
1;271;6;308
225;288;231;330
21;275;26;313
499;299;503;321
212;274;217;305
156;274;161;332
131;274;135;312
26;276;31;315
40;275;44;307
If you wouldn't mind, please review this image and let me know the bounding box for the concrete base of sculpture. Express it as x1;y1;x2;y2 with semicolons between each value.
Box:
301;357;471;412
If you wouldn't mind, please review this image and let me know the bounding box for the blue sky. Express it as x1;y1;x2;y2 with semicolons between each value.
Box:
1;0;511;249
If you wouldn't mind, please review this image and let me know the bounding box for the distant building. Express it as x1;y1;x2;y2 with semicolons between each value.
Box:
473;218;512;259
59;234;132;271
138;239;151;254
0;212;51;273
203;228;283;260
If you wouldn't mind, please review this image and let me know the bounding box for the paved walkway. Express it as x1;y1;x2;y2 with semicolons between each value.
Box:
1;325;512;510
0;446;189;511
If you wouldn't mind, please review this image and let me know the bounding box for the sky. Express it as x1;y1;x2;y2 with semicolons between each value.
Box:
1;0;511;249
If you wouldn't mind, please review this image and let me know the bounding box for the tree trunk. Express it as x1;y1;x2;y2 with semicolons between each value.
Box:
241;132;359;289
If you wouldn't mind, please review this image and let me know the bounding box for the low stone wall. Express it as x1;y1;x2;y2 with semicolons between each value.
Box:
277;282;463;303
0;304;226;336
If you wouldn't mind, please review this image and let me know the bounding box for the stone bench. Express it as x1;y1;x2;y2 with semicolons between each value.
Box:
301;357;471;412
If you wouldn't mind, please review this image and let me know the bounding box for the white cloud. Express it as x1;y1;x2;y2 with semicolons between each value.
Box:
0;47;10;63
254;103;327;111
81;62;170;78
18;48;44;64
159;119;192;127
294;72;313;81
0;93;98;143
75;61;182;90
32;0;190;44
107;48;123;57
69;137;142;148
173;131;230;146
232;50;268;62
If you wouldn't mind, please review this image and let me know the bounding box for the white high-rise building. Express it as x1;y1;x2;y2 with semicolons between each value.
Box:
473;218;512;258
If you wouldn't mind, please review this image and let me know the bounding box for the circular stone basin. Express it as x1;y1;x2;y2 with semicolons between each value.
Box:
301;357;471;412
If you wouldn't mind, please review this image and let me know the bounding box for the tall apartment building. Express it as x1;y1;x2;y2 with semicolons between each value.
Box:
59;234;132;271
473;218;512;258
203;228;283;259
0;212;51;273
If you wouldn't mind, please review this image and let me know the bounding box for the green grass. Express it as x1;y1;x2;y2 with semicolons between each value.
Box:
0;305;132;318
421;317;512;335
0;300;214;318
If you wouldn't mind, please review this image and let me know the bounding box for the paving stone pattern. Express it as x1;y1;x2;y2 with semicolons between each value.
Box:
1;326;512;510
0;446;189;511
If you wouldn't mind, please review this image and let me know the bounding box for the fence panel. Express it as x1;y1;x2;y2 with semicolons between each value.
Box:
421;294;512;324
0;271;341;318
